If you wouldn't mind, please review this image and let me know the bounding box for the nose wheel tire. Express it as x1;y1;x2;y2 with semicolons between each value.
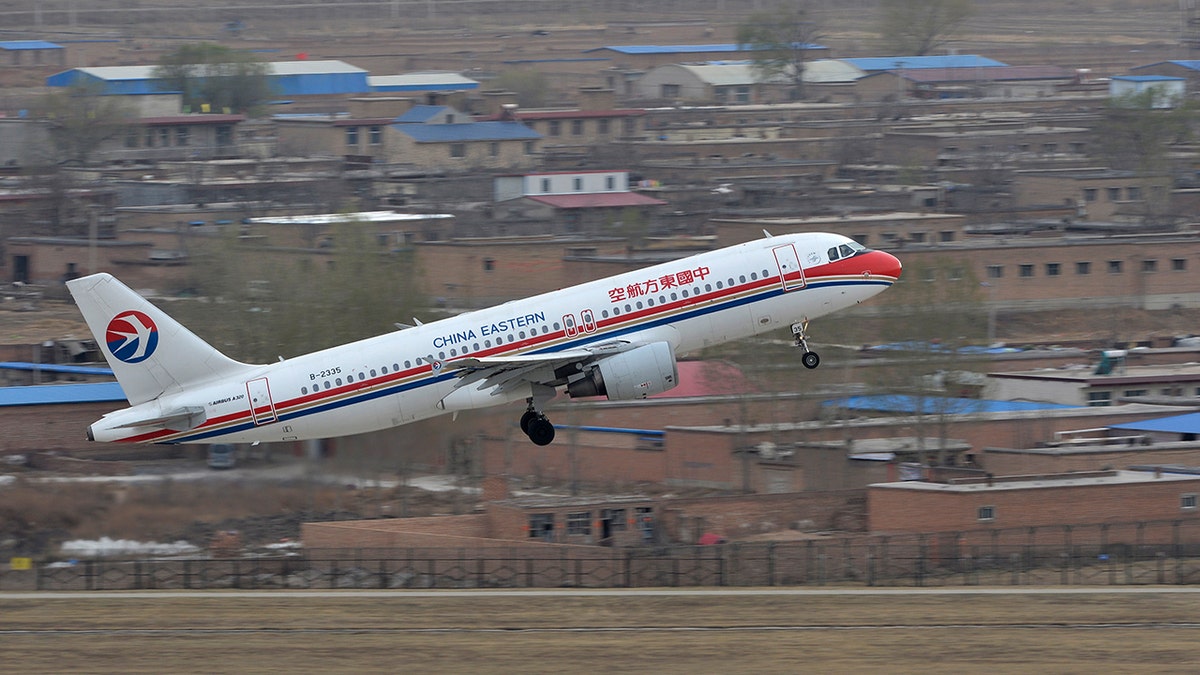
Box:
802;351;820;369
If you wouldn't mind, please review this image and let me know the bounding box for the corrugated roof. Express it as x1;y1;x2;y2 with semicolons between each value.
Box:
1110;412;1200;435
825;395;1078;415
394;104;447;123
394;121;541;142
889;65;1073;83
669;62;789;86
803;59;866;83
368;72;480;91
0;382;126;407
49;60;364;83
1112;75;1184;82
841;55;1007;71
525;192;668;209
0;362;113;376
589;43;827;55
0;40;63;50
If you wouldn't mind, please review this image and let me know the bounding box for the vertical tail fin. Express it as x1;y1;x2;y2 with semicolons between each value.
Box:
66;273;258;405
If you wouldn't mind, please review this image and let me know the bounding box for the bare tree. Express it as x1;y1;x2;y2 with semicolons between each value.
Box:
736;3;825;101
878;0;974;56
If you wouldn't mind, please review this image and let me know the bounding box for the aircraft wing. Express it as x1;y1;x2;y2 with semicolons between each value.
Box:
440;341;631;394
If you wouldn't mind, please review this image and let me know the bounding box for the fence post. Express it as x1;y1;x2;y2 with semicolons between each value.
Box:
866;546;875;587
1010;552;1020;585
768;542;777;587
86;560;94;591
916;536;926;587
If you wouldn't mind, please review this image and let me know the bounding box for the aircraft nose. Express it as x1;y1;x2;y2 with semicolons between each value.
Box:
872;250;902;282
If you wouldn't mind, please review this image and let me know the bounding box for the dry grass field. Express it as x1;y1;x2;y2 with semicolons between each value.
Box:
2;589;1198;673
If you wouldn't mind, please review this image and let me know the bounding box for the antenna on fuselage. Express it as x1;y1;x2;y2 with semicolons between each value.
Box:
763;229;773;237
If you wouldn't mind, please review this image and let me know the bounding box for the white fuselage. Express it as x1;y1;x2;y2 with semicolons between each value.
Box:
91;233;900;444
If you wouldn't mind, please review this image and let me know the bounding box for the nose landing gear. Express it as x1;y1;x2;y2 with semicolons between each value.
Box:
791;318;821;370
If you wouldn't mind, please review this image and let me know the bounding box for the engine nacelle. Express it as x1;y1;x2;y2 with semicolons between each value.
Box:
567;342;679;400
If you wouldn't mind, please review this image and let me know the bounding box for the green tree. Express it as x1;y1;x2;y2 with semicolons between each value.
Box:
736;4;824;101
33;82;135;166
878;0;974;56
154;43;273;115
174;219;424;362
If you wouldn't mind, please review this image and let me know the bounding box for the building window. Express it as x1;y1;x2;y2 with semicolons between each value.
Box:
1142;259;1158;273
1088;391;1112;407
602;508;627;532
345;126;359;146
1046;263;1061;277
573;177;583;191
735;86;750;103
158;127;171;146
524;141;535;154
449;143;465;158
541;178;551;193
1126;186;1140;200
489;142;499;157
566;511;591;535
1107;187;1121;201
1076;261;1091;275
623;118;636;135
661;84;680;98
483;257;495;272
606;175;616;190
528;513;554;540
1069;142;1084;153
987;265;1003;279
125;130;138;148
548;120;561;136
144;128;155;147
940;230;955;243
1019;264;1034;278
978;505;996;522
1123;389;1148;397
571;119;584;135
445;113;455;124
1042;143;1057;153
175;127;190;146
597;118;610;135
369;126;381;145
1084;188;1097;202
1173;258;1187;272
1183;494;1198;511
1108;260;1123;274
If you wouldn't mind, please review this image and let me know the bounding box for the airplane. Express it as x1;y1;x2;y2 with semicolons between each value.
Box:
66;232;901;447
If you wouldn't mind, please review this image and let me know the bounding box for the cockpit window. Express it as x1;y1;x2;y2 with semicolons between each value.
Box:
828;241;866;262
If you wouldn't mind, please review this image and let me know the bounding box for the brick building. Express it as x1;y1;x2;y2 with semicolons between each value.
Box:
867;469;1200;540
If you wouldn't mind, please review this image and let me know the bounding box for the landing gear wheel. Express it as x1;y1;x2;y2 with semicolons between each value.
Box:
527;416;556;446
519;410;539;435
802;351;820;369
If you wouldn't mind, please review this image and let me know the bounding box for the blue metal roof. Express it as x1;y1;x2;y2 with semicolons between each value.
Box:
589;43;827;55
824;395;1078;415
0;40;62;50
842;55;1007;71
0;382;126;407
0;362;113;376
1110;413;1200;435
393;121;541;143
1113;75;1184;82
394;105;447;123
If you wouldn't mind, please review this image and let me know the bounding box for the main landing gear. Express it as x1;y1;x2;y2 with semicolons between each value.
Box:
520;385;557;446
791;318;821;370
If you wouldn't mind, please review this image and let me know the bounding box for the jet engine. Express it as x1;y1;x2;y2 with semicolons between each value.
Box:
566;341;679;400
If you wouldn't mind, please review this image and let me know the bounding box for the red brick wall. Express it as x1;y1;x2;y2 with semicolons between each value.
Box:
868;476;1200;535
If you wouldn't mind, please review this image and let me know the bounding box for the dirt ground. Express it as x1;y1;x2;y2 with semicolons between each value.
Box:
1;590;1198;673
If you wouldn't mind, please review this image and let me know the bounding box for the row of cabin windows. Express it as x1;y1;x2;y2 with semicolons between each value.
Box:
985;258;1187;279
981;495;1199;521
298;271;774;394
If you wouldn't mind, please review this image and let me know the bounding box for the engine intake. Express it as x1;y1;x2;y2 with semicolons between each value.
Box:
567;342;679;400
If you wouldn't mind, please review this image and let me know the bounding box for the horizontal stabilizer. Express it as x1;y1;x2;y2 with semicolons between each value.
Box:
112;406;207;431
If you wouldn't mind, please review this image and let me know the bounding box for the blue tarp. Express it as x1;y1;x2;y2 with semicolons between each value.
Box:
824;395;1078;415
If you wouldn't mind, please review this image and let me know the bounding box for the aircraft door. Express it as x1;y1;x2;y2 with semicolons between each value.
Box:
772;244;806;291
246;377;277;425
